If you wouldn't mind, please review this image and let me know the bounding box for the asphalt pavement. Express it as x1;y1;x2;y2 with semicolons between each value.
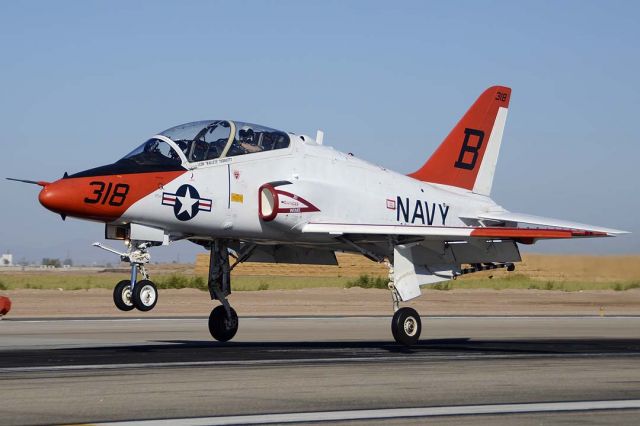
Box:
1;316;639;425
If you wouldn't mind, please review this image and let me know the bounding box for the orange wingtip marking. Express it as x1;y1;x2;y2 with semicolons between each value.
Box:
570;230;608;237
471;228;573;239
471;228;610;241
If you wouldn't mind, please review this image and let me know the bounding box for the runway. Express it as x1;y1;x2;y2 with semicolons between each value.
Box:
1;316;640;425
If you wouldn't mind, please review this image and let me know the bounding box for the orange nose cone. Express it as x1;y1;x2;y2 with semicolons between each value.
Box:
36;176;136;222
38;181;66;213
38;179;85;218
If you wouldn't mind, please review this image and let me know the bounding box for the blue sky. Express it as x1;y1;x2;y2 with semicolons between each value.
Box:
0;1;638;264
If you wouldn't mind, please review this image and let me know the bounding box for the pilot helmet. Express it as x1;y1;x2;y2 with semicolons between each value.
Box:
239;127;255;143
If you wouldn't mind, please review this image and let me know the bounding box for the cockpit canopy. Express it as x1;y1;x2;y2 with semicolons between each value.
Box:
119;120;290;166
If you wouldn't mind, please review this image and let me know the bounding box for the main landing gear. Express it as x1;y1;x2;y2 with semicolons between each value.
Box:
206;240;247;342
94;241;159;312
385;260;516;346
337;237;423;347
386;261;422;346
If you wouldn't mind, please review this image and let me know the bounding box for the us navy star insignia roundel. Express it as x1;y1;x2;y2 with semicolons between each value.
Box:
162;184;212;221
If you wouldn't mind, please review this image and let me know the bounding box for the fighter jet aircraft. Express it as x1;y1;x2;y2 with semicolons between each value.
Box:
8;86;626;345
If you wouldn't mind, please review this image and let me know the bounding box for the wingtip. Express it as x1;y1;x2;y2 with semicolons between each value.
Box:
606;230;630;237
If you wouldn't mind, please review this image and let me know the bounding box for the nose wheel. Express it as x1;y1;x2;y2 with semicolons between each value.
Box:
112;278;158;311
113;280;135;311
132;280;158;311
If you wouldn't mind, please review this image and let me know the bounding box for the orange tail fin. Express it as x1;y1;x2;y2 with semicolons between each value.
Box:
409;86;511;196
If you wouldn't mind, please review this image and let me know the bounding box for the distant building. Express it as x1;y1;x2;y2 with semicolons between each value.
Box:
1;253;13;267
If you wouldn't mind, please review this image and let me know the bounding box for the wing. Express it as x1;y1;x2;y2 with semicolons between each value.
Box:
302;217;626;242
301;215;627;302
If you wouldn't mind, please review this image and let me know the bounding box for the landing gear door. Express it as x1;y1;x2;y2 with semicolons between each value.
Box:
393;244;459;301
129;223;169;245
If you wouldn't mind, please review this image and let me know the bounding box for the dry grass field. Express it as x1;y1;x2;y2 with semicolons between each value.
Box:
453;254;640;291
0;253;638;292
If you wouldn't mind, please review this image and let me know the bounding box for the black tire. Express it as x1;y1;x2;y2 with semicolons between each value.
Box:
208;305;239;342
391;307;421;346
132;280;158;312
113;280;135;311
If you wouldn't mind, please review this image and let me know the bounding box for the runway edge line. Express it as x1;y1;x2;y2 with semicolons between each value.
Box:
85;399;640;426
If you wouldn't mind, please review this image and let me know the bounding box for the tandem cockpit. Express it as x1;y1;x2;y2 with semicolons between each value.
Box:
119;120;291;169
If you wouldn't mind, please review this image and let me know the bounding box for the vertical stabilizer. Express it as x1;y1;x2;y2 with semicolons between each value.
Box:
409;86;510;196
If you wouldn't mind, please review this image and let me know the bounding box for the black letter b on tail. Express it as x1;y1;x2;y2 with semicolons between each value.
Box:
454;128;484;170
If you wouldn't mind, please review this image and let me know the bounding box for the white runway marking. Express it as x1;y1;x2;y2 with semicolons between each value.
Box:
88;399;640;425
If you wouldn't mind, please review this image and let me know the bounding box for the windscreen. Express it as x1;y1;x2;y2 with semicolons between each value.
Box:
120;138;182;166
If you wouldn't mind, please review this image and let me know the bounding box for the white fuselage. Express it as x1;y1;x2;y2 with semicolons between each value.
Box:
119;135;500;247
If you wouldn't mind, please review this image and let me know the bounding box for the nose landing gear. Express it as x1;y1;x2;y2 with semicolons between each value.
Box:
94;241;159;312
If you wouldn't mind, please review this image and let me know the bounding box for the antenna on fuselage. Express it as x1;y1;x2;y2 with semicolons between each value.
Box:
315;130;324;145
